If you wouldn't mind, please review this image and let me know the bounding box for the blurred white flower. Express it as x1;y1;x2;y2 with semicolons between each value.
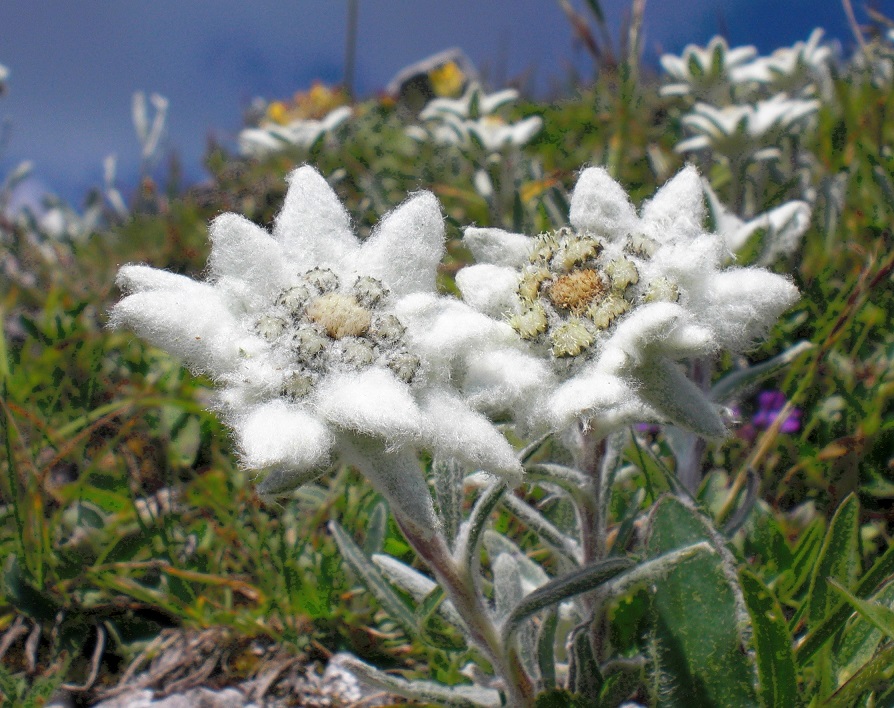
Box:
410;83;541;152
676;95;820;162
239;106;351;157
0;63;9;94
703;180;811;264
455;166;799;438
421;85;520;120
111;167;521;517
660;36;759;102
734;28;833;98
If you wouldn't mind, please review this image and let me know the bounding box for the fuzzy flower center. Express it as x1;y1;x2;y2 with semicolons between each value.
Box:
306;293;371;339
510;226;678;358
546;269;606;314
254;269;420;400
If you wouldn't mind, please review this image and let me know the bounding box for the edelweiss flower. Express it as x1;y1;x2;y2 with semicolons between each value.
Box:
455;166;799;438
734;28;833;98
239;106;351;157
676;95;819;162
409;84;542;152
111;167;521;521
660;36;759;102
420;85;520;120
703;180;811;264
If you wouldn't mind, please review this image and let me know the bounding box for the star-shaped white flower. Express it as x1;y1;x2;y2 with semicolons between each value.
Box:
455;166;799;438
409;83;542;152
703;179;811;264
111;167;522;514
660;36;759;102
676;95;819;163
239;106;352;157
734;28;832;97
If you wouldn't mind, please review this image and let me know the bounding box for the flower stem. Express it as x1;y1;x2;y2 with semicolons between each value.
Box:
395;516;537;707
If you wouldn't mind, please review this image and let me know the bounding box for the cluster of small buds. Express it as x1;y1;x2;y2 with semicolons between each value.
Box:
509;226;678;359
254;267;420;399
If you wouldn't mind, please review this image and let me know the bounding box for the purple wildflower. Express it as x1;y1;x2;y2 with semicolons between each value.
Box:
752;390;801;433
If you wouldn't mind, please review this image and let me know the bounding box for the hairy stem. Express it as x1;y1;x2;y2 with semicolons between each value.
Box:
395;515;536;707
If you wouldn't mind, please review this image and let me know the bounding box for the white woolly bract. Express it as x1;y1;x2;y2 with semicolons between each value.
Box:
454;264;520;318
418;390;522;479
464;227;533;268
109;288;244;374
355;192;443;297
236;400;333;471
569;167;638;239
463;349;555;430
314;368;424;440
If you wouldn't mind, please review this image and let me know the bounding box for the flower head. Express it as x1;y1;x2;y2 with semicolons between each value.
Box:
111;167;521;505
456;166;799;437
409;83;542;152
735;29;833;98
660;36;759;103
676;96;819;163
239;106;352;157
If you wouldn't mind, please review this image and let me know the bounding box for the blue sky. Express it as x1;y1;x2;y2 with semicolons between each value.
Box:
0;1;865;206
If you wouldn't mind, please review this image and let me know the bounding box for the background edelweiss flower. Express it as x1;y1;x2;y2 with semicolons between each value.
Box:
735;28;833;98
660;36;758;101
238;106;352;157
676;95;820;161
111;166;521;513
408;83;542;152
455;165;799;438
702;179;811;264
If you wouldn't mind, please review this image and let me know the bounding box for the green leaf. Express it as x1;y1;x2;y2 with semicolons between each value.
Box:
740;570;800;708
710;341;813;403
0;663;25;703
500;492;581;564
535;689;588;708
536;609;559;691
501;557;632;647
822;643;894;708
834;581;894;686
646;496;758;707
688;52;705;79
432;455;464;548
3;555;60;623
372;554;464;630
797;539;894;663
710;42;725;77
363;500;389;556
776;517;825;602
455;479;507;574
569;627;603;701
329;520;418;638
493;553;523;623
806;494;861;627
336;653;502;707
636;357;727;438
829;578;894;639
599;659;645;707
484;531;550;590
